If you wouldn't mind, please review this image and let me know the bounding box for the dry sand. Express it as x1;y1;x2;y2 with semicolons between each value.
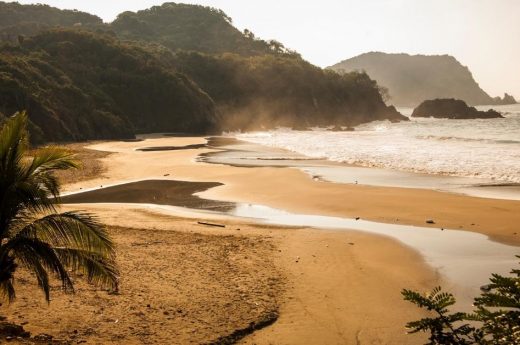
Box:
3;205;435;344
4;135;518;344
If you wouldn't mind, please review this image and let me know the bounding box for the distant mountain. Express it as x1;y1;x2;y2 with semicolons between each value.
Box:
0;2;407;143
329;52;516;107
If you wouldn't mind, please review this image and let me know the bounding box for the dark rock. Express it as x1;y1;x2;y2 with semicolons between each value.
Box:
426;219;435;224
412;99;504;119
385;105;410;122
33;333;53;341
0;322;30;338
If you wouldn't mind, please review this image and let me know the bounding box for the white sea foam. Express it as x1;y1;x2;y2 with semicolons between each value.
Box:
236;104;520;183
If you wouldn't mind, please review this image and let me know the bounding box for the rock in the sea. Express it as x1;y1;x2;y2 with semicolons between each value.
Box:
412;99;504;119
492;93;517;105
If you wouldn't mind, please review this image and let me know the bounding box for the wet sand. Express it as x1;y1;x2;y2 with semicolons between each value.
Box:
61;180;235;211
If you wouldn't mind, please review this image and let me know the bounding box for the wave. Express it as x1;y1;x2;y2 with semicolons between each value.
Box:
238;156;322;161
416;135;520;144
236;122;520;184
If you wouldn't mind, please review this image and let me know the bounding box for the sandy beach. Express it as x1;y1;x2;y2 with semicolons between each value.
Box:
4;135;520;344
64;136;520;245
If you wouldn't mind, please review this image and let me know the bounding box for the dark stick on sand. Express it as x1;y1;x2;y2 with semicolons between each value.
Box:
197;221;226;228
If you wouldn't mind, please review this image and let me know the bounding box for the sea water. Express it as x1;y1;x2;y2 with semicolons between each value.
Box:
236;104;520;184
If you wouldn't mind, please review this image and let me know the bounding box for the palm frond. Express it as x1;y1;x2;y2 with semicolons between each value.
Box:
54;247;119;291
27;146;79;174
0;111;29;170
16;248;51;301
7;236;74;301
24;146;79;199
0;253;17;302
0;277;15;303
14;212;115;257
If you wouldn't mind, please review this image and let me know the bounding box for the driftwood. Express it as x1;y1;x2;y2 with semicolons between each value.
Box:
197;221;226;228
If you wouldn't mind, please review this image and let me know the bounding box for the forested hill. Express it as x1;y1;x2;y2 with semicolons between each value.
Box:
171;51;405;130
0;2;102;42
111;3;293;56
0;2;406;143
330;52;516;107
0;29;217;143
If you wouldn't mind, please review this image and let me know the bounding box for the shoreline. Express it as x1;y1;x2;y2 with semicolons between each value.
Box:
201;136;520;201
61;136;520;247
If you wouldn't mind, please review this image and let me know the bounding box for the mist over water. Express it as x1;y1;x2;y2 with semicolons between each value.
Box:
236;104;520;183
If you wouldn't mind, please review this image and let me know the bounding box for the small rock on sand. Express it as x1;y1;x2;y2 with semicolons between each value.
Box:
426;219;435;224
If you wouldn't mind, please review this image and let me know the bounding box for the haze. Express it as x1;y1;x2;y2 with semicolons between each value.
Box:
17;0;520;99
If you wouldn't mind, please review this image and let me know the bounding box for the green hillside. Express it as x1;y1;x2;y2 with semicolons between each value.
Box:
0;2;406;143
111;2;292;56
172;51;405;129
0;2;102;42
0;29;217;143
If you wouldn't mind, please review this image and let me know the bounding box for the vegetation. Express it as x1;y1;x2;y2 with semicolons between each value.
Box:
0;112;118;302
0;29;218;143
402;258;520;344
0;2;102;43
111;2;296;56
0;2;406;143
172;51;406;130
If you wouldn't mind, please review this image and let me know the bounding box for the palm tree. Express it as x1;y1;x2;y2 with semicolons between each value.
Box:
0;111;118;302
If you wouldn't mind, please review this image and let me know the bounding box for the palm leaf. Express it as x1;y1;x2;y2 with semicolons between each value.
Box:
6;236;74;301
0;111;29;170
54;247;118;291
13;212;115;257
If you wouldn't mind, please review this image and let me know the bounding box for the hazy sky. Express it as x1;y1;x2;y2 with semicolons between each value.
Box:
18;0;520;98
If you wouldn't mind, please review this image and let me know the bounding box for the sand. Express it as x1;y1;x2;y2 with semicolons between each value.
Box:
4;135;518;344
65;136;520;245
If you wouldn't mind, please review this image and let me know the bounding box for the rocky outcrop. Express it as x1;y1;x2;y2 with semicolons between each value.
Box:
411;99;504;119
493;93;517;105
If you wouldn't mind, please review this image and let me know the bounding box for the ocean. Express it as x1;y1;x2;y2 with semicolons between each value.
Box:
235;104;520;184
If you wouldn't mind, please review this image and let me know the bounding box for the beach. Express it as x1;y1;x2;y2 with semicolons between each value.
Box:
4;135;520;344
